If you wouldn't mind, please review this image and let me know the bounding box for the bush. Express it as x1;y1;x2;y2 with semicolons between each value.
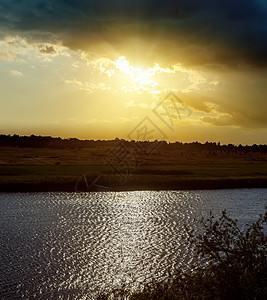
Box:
184;208;267;299
99;208;267;299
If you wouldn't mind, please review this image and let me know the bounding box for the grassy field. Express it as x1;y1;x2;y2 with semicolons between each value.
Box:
0;146;266;192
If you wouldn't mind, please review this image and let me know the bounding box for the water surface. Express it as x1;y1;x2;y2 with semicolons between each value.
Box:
0;189;266;298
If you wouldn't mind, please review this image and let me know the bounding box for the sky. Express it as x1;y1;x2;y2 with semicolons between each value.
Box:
0;0;267;144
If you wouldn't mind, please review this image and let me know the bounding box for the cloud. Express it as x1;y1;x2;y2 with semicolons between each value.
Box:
0;50;15;61
39;45;56;54
0;37;19;61
10;70;23;76
0;0;266;135
201;115;236;127
0;36;70;64
0;0;266;68
125;100;148;108
200;109;267;129
65;78;111;93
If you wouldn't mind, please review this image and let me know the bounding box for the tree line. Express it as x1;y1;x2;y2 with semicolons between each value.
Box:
0;134;266;153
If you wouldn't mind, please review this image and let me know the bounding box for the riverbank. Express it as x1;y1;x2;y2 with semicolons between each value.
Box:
0;173;266;192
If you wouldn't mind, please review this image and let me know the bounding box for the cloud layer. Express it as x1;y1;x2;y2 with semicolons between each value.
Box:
1;0;267;67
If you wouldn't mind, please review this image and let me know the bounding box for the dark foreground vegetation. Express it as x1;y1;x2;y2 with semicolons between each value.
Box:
0;134;267;192
99;208;267;300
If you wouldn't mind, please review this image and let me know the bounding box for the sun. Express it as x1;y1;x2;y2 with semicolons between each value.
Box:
113;56;158;91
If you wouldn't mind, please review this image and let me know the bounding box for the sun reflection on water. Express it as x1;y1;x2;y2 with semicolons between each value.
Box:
0;190;265;298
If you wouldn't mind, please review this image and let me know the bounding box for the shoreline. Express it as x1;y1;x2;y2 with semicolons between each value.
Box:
0;178;266;193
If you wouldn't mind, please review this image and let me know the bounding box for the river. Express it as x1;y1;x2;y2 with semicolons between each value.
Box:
0;189;266;298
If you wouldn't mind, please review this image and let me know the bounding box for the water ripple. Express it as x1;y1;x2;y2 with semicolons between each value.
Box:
0;189;266;298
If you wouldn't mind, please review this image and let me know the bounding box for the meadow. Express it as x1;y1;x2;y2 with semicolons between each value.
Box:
0;143;266;192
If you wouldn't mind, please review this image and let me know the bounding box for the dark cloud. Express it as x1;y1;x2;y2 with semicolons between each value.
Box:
39;45;56;54
0;0;267;67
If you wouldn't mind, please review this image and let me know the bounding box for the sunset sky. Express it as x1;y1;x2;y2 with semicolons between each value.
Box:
0;0;267;144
